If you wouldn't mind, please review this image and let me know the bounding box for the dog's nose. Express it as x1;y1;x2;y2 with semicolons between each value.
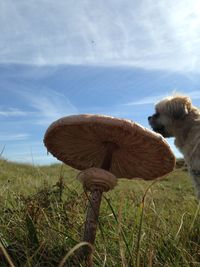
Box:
148;116;152;121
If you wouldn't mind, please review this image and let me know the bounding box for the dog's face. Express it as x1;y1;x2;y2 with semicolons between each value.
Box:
148;95;192;138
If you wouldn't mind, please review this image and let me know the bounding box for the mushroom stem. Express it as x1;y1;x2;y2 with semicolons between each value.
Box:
101;142;118;170
77;168;117;266
80;143;116;262
82;188;103;261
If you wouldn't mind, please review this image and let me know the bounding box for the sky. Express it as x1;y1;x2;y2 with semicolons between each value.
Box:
0;0;200;165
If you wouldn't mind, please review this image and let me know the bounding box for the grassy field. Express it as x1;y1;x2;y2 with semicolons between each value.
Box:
0;158;200;267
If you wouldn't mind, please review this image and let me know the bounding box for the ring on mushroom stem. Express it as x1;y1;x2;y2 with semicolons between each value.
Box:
43;114;175;266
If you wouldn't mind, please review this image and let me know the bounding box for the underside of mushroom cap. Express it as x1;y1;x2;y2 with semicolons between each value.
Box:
44;114;175;180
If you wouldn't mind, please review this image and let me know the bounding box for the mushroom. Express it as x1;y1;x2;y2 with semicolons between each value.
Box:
44;114;175;264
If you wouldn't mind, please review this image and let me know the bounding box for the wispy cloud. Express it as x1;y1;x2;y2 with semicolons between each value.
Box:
124;93;170;106
1;0;200;72
18;89;78;125
0;107;32;117
0;133;29;141
1;141;57;165
124;90;200;106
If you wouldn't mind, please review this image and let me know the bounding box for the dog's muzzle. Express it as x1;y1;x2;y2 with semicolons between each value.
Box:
148;115;169;137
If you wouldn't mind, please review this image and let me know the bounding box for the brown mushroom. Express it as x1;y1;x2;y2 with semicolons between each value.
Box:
44;114;175;265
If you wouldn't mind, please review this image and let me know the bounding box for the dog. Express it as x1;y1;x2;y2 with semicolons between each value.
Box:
148;94;200;199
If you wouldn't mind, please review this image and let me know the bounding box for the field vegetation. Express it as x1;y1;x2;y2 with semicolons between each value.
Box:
0;158;200;267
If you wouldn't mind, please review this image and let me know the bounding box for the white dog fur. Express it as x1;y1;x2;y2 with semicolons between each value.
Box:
148;94;200;199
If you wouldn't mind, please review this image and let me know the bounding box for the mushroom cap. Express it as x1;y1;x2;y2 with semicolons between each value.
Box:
77;167;117;192
44;114;175;180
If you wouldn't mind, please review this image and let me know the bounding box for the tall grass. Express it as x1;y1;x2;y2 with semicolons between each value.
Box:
0;159;200;266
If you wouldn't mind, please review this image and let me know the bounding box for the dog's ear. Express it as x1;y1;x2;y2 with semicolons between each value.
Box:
167;96;192;120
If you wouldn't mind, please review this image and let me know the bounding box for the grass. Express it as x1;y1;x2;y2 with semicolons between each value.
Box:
0;158;200;266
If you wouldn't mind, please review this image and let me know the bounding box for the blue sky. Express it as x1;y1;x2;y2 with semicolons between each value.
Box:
1;0;200;164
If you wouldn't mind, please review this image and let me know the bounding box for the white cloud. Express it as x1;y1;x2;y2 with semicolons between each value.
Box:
18;89;78;125
10;155;57;165
124;94;169;106
1;0;200;72
124;90;200;106
0;107;32;117
0;133;29;141
3;143;58;165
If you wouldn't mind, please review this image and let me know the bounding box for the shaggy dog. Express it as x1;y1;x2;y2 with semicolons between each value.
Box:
148;95;200;199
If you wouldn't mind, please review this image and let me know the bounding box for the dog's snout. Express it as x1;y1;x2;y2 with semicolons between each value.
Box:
148;113;160;122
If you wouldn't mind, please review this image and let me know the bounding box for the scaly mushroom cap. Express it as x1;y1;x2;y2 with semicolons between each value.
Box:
77;167;117;192
44;114;175;180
